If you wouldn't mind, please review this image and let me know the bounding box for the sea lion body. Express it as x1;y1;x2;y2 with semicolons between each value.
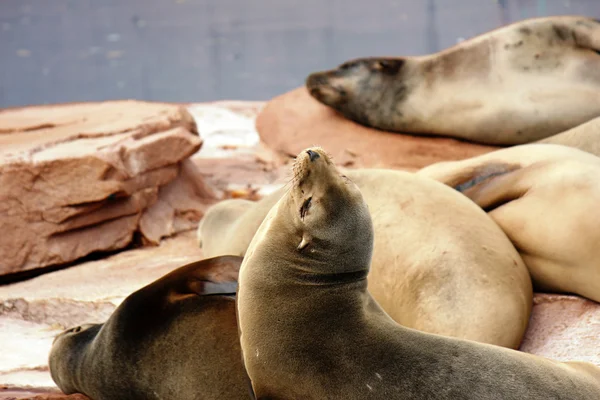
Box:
197;198;255;254
49;256;249;400
237;147;600;400
538;115;600;157
419;143;600;303
306;16;600;145
200;168;531;348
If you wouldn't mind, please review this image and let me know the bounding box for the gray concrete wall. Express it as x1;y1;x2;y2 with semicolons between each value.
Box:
0;0;599;107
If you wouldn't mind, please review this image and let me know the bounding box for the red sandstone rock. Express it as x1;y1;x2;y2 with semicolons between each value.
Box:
256;87;500;171
0;101;209;275
139;160;218;245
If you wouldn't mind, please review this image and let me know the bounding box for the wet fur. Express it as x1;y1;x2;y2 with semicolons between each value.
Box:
49;256;250;400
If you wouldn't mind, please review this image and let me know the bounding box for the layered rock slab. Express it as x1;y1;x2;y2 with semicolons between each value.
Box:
256;87;500;171
0;101;215;276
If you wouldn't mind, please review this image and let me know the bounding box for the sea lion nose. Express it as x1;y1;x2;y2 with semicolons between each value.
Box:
306;149;320;162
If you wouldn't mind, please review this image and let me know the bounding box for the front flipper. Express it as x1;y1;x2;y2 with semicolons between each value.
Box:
458;164;538;211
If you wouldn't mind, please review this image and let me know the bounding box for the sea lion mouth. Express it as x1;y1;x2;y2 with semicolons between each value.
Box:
305;73;346;104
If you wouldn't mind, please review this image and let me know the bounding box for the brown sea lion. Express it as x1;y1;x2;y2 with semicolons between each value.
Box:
48;256;249;400
237;146;600;399
200;163;533;349
418;143;600;303
306;16;600;145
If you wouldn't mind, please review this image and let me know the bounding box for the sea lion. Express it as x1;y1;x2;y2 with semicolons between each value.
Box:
198;195;284;259
201;165;532;348
196;198;255;254
236;146;600;400
49;256;249;400
305;16;600;145
199;166;532;348
538;115;600;157
418;143;600;303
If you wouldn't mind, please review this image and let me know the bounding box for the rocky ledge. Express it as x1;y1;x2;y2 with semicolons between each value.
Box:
1;94;599;399
0;101;218;277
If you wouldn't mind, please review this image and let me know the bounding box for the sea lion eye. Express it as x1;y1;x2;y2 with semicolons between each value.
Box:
69;326;82;334
300;197;312;219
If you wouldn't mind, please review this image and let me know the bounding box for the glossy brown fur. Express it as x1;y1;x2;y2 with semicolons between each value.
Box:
49;256;250;400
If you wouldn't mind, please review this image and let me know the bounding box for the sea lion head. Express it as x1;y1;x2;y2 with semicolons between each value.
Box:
286;146;374;274
49;323;102;395
305;57;407;130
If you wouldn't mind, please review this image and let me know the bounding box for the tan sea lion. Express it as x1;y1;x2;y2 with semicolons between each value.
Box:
306;16;600;145
49;256;249;400
419;143;600;303
200;163;532;349
538;115;600;157
237;146;600;399
196;198;255;254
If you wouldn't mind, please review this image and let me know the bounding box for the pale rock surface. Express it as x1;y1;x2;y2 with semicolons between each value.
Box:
189;102;289;198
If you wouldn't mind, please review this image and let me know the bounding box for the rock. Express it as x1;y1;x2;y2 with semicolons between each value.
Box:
519;294;600;364
0;101;210;276
189;103;289;199
139;160;218;245
255;87;499;171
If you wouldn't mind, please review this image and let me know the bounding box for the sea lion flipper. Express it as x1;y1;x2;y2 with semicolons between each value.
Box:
129;256;242;305
451;162;521;193
188;280;238;296
185;255;242;296
459;166;533;210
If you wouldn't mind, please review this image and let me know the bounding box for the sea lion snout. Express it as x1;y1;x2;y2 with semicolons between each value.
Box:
306;72;329;88
305;72;348;106
306;149;320;162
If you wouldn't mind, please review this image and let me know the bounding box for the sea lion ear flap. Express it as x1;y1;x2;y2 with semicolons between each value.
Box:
297;233;312;251
371;59;404;75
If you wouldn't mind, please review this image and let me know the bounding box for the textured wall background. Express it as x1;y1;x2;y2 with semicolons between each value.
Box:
1;0;599;107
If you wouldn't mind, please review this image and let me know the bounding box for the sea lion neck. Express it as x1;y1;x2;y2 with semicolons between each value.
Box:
249;195;371;288
287;148;374;276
